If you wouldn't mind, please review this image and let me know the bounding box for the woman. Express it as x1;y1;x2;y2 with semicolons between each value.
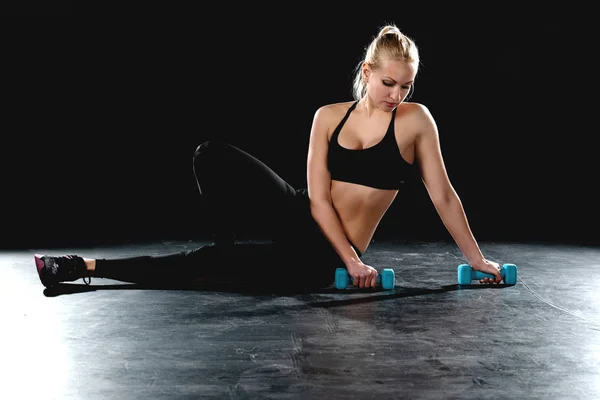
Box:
34;24;503;291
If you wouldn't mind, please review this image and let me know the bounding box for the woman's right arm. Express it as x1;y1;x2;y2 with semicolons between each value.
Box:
306;106;378;288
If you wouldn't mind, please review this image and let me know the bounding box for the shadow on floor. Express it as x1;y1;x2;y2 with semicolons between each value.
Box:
43;279;513;307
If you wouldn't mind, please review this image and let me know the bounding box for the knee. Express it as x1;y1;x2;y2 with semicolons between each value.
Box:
193;140;229;164
194;140;220;158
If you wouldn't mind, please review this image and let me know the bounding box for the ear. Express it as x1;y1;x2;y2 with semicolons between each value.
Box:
362;62;371;82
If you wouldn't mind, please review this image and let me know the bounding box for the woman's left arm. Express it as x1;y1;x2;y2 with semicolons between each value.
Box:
412;104;502;283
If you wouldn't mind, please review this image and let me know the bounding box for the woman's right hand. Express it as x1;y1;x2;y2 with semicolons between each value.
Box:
345;260;379;288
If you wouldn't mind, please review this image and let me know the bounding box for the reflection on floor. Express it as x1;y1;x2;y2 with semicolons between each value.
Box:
2;239;599;399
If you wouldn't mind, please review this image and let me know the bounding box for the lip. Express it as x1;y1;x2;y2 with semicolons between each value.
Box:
385;102;397;107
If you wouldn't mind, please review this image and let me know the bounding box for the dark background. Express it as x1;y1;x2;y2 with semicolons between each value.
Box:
2;11;597;249
1;0;70;15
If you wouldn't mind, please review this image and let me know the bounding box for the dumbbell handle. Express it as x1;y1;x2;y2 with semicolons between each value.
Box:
335;268;396;290
345;272;382;284
458;263;518;285
471;269;506;280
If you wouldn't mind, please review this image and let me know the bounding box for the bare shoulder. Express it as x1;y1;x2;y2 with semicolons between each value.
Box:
315;101;355;121
396;101;437;135
313;101;356;138
396;101;434;120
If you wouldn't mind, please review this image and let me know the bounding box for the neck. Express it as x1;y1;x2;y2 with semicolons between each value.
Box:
358;97;387;118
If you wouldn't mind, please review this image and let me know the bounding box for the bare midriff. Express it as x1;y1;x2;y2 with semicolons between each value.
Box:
330;181;398;255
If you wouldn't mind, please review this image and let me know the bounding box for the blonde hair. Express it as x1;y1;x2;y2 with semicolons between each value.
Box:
352;24;420;101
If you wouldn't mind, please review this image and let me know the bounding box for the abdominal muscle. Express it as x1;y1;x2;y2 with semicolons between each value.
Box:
330;181;398;255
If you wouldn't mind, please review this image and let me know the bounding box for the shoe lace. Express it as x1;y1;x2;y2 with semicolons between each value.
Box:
65;255;91;285
83;270;91;285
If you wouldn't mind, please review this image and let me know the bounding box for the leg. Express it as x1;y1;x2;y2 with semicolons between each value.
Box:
92;243;282;285
35;242;281;287
90;225;356;288
34;200;353;289
33;142;345;289
193;140;298;244
34;231;354;289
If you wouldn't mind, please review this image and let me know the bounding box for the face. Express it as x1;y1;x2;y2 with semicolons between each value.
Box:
364;59;418;111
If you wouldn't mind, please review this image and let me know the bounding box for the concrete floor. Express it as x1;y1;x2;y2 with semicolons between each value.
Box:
2;239;599;399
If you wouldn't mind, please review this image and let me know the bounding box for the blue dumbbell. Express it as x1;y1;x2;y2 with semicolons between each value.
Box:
457;263;518;285
334;267;395;290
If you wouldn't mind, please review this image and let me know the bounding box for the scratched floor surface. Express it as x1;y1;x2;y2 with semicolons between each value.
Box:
2;239;599;399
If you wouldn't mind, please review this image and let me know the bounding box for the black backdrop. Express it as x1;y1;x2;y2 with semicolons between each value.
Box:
2;12;597;248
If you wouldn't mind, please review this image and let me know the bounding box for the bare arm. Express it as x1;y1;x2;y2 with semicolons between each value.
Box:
413;104;502;282
306;106;360;264
306;106;378;287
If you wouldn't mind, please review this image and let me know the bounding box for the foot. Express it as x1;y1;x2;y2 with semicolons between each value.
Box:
34;254;90;288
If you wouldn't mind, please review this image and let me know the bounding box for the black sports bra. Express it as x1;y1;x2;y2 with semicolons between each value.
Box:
327;101;413;190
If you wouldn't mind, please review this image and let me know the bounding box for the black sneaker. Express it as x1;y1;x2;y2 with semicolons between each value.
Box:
34;254;90;288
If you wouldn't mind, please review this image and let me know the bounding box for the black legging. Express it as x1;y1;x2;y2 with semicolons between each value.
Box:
93;140;361;289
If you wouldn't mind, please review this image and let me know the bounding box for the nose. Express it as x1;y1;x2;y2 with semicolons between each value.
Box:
389;87;400;102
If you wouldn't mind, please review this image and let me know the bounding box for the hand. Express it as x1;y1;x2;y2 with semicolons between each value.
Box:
471;258;503;284
345;259;379;288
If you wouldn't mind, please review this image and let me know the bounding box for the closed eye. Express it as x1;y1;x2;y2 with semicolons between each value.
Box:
383;81;412;90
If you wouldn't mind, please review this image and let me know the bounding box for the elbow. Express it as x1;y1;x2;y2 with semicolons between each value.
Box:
308;186;332;207
308;194;333;218
430;188;458;209
309;197;332;213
